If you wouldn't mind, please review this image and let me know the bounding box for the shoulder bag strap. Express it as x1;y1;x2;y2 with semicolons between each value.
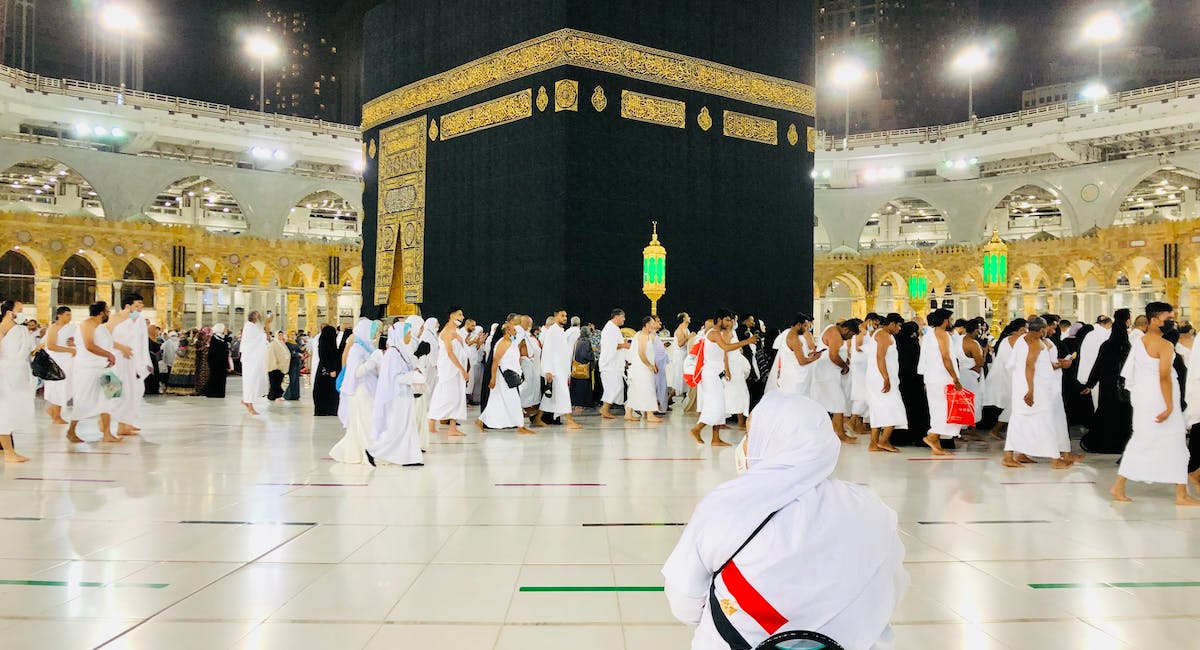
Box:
708;509;781;650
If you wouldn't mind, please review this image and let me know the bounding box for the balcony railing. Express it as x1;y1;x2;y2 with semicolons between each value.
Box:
820;77;1200;151
0;63;360;139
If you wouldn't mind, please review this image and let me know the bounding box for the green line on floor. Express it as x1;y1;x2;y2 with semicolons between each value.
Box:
519;586;665;592
0;580;168;589
1029;581;1200;589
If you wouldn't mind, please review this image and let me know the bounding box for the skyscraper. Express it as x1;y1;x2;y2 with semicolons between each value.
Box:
254;0;343;122
816;0;980;134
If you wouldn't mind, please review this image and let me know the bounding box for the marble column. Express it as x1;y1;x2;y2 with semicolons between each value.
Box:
286;290;300;334
34;276;52;323
304;291;319;332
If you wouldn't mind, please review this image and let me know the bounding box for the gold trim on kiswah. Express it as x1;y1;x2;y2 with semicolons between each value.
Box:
362;29;815;129
438;89;533;140
620;90;686;129
723;110;778;145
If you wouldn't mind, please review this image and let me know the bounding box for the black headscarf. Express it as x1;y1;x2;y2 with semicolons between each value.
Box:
318;325;340;373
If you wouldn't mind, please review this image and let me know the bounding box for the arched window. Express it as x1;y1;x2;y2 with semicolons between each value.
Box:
0;250;35;302
59;254;97;306
122;258;156;308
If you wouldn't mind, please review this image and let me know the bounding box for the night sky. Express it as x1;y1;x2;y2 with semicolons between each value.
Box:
40;1;1200;127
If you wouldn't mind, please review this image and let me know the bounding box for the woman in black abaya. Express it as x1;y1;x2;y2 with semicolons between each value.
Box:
1080;309;1133;454
892;321;929;447
312;325;341;416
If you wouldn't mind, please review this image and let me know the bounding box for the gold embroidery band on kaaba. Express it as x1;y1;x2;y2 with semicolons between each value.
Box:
361;29;815;130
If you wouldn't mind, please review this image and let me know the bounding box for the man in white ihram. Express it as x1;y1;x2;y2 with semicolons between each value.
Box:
535;309;583;430
598;308;631;419
664;391;907;649
240;310;274;415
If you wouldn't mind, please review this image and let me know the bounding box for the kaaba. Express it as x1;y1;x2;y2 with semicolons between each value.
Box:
360;0;815;327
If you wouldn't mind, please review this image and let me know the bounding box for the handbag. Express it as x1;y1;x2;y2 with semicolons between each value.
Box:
708;510;782;650
30;349;65;381
944;384;976;427
571;359;590;380
501;369;523;389
99;369;123;399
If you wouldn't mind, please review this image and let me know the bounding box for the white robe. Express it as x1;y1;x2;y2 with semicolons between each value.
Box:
810;326;849;414
330;349;382;464
481;336;524;429
1077;326;1110;410
428;333;468;421
72;322;117;422
239;320;268;404
1119;338;1188;484
955;336;983;425
664;392;907;650
43;323;76;407
111;317;148;425
849;332;871;417
627;333;659;413
539;323;572;416
698;335;728;426
918;329;962;438
518;330;543;409
0;326;35;434
370;320;424;466
599;320;625;405
1005;337;1061;458
866;331;907;430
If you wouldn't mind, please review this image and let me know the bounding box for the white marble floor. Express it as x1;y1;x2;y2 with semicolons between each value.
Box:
1;379;1198;649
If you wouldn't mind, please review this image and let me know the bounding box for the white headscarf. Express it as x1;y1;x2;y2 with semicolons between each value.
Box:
663;391;905;643
373;315;424;441
340;318;380;397
420;317;440;356
212;323;227;336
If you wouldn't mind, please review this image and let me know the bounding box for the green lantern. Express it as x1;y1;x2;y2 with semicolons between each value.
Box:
642;221;666;316
907;256;929;316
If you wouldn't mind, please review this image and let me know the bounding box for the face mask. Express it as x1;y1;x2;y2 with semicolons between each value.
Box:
1162;319;1177;335
130;311;141;320
13;314;27;325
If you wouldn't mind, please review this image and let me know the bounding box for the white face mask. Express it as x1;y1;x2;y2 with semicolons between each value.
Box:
13;313;27;325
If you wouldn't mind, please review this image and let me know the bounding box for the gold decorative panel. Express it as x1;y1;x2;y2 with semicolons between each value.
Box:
362;29;815;129
591;86;607;112
697;106;712;131
787;123;798;146
806;126;817;152
536;86;549;111
723;110;777;145
428;119;439;141
439;89;533;140
554;79;578;112
620;90;686;129
375;116;426;309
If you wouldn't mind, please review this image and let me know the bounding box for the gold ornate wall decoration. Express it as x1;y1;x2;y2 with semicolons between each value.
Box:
439;89;533;140
621;90;686;129
368;139;377;159
554;79;578;111
536;86;549;112
375;116;426;309
806;126;817;152
787;123;799;146
428;118;439;141
722;110;777;145
361;29;815;129
591;85;607;112
697;106;712;131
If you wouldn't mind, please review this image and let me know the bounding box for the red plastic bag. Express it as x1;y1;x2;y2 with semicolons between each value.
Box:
944;385;976;426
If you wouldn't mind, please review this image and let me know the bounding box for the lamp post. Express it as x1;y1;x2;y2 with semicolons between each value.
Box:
981;229;1010;337
907;256;930;318
642;221;666;317
952;45;989;120
831;60;865;151
1083;10;1122;86
101;4;139;91
246;35;280;113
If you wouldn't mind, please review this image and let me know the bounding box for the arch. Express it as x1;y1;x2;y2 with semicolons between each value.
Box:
1110;166;1200;227
857;197;950;250
121;258;157;308
813;217;831;252
986;182;1077;240
143;175;248;233
339;265;363;290
0;158;105;218
0;249;36;302
59;253;98;306
285;190;361;241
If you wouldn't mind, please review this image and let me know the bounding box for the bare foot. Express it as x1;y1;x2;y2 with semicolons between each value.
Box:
689;427;704;445
101;433;122;443
531;420;549;428
66;431;84;443
711;437;732;447
623;414;639;422
517;427;535;435
1110;486;1132;502
879;443;899;453
1175;495;1200;506
988;430;1005;441
1016;454;1037;464
475;419;486;432
1050;458;1074;470
647;415;663;423
447;429;466;437
1068;452;1086;462
3;451;29;463
566;421;584;430
923;434;951;456
47;409;68;425
869;443;883;452
1002;457;1024;468
839;434;859;445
